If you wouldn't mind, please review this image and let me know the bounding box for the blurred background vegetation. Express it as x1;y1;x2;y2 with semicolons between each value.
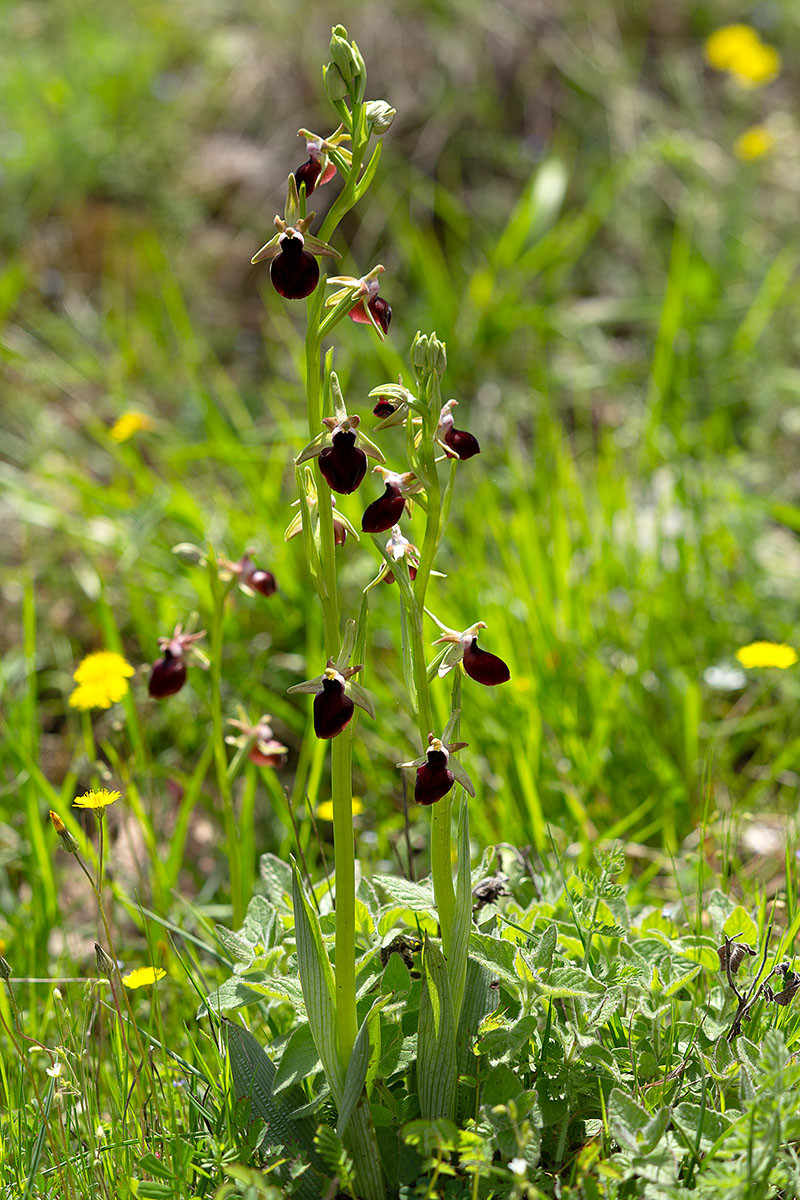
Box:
3;0;800;962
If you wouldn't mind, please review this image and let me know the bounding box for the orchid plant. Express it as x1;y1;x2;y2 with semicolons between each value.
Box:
225;24;510;1199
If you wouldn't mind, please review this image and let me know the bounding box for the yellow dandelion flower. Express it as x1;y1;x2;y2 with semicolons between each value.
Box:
69;651;134;711
705;25;761;71
73;788;121;810
734;125;776;161
735;641;798;669
316;797;365;822
109;411;155;443
122;966;167;989
705;25;780;88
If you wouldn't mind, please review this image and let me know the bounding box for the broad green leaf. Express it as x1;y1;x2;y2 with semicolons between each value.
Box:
224;1021;321;1200
215;925;256;964
273;1022;320;1095
468;931;520;989
723;906;758;949
372;874;436;913
531;966;606;1001
418;937;457;1121
259;854;293;905
337;996;389;1137
609;1088;668;1154
291;863;345;1102
381;953;412;995
529;923;557;973
661;964;701;997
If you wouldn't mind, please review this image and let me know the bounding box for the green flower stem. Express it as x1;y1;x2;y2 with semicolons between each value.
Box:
298;111;369;1070
407;380;456;953
208;568;243;926
331;729;358;1063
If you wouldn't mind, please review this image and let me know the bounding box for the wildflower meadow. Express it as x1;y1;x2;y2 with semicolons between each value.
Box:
4;3;800;1198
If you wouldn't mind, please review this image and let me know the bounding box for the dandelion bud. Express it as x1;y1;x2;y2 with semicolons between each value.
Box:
50;810;79;854
0;956;10;981
94;943;115;978
148;651;187;699
365;100;396;135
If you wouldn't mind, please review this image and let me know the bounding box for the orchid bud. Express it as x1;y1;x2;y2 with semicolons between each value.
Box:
329;26;365;95
365;100;396;134
324;61;350;102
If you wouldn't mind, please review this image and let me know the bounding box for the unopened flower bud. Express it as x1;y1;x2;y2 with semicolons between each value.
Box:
324;61;350;102
429;334;447;376
412;332;429;372
94;943;115;978
329;25;365;93
0;956;10;981
171;542;205;564
50;810;79;854
365;100;396;134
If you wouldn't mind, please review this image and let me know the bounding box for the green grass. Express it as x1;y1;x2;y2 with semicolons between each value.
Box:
3;0;800;1195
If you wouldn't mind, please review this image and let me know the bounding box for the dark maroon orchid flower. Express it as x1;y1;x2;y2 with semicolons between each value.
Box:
219;552;277;597
227;713;288;768
296;390;385;496
436;400;480;460
148;626;206;700
326;266;392;339
319;429;367;494
361;468;422;533
398;719;475;806
288;622;375;741
294;126;350;197
251;180;340;300
433;620;511;686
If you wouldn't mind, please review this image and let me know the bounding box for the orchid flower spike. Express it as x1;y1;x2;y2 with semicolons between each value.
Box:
148;625;207;699
436;400;480;461
294;125;351;197
287;620;375;739
251;175;341;299
217;551;277;597
397;712;475;806
326;265;392;338
296;373;385;494
361;467;423;533
226;709;288;767
430;617;511;686
284;467;359;545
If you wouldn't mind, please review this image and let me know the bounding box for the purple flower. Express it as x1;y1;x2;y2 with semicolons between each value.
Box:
296;388;385;496
397;717;475;806
432;619;510;686
326;266;392;340
361;469;422;533
436;400;480;461
251;183;340;301
287;621;375;741
148;626;206;700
